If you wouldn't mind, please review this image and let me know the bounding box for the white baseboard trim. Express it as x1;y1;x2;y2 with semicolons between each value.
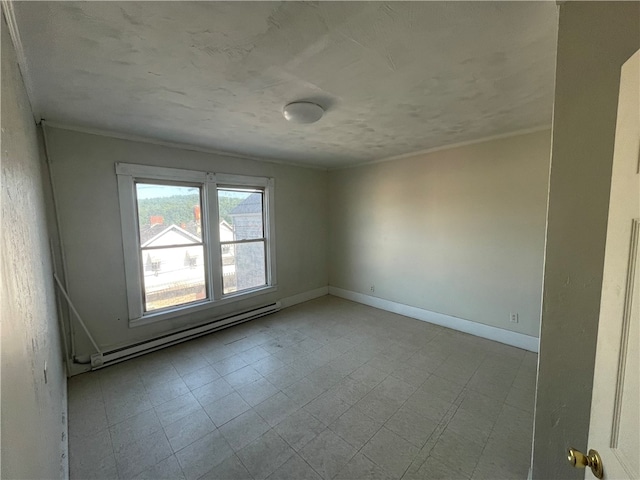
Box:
329;287;539;353
280;286;329;309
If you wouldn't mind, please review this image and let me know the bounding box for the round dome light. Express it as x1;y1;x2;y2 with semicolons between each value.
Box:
283;102;324;124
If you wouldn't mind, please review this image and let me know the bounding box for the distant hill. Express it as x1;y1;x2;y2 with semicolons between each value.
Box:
137;194;243;227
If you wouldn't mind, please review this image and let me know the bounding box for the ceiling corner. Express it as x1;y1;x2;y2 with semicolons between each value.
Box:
2;0;41;123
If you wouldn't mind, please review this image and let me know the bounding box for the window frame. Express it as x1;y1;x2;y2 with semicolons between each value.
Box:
116;163;277;327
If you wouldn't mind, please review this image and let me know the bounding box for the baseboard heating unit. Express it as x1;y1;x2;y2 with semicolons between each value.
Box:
90;301;281;369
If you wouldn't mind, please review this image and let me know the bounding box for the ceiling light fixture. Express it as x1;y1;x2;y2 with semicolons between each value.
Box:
283;102;324;124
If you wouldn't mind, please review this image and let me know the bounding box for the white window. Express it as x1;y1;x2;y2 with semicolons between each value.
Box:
116;164;277;326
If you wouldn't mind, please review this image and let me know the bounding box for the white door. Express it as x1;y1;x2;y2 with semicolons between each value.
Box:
586;49;639;479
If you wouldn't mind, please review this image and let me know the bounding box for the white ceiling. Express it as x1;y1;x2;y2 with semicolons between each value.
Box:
12;1;558;168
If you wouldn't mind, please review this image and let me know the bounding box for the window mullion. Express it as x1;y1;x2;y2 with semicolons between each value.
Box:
142;242;205;251
206;179;224;301
265;178;277;287
220;238;266;246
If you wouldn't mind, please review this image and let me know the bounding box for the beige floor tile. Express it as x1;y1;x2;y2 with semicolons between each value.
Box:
373;375;418;403
445;407;496;446
354;388;404;424
203;391;251;427
236;377;280;407
349;364;389;390
384;406;438;449
429;430;484;477
266;453;323;480
330;406;383;449
304;391;351;425
154;392;202;427
252;355;287;376
110;409;162;451
191;377;235;406
68;297;536;480
180;365;220;391
70;452;118;480
224;365;263;389
69;429;114;479
335;453;394;480
458;389;504;422
282;377;327;407
274;409;326;451
389;363;431;388
239;345;271;364
198;454;252;480
68;399;108;439
114;429;173;479
361;427;419;478
212;354;249;376
237;430;295;479
254;392;301;427
219;409;271;451
175;429;234;480
299;429;357;480
145;376;190;407
164;408;215;452
140;364;181;391
402;455;470;480
134;455;186;480
171;353;209;377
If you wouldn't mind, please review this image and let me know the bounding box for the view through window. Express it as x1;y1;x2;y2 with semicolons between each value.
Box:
136;183;206;312
218;188;267;294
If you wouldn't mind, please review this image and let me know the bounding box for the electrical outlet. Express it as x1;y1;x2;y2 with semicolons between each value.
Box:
510;312;519;323
370;285;375;293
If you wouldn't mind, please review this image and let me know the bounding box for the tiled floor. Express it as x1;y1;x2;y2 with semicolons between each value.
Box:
68;295;537;480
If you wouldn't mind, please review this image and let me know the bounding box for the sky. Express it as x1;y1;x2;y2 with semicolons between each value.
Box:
136;183;257;200
136;183;199;200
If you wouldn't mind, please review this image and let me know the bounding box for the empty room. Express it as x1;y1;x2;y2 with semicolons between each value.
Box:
2;2;638;480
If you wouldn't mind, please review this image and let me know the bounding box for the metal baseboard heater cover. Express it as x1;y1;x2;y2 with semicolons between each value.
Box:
90;301;281;369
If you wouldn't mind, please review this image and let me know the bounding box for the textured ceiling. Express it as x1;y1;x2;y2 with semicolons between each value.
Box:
13;1;558;168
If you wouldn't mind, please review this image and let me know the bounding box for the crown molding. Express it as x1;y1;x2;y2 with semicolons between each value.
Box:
41;121;329;171
330;124;552;171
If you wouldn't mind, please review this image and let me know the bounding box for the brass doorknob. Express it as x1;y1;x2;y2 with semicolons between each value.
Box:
567;447;604;479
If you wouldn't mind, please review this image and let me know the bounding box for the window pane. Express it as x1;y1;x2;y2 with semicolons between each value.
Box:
218;189;264;241
142;245;206;312
137;183;203;245
223;241;266;294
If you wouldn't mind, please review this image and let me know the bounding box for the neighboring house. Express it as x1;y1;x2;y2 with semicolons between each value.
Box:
140;223;205;310
229;193;263;239
139;219;237;309
219;220;237;293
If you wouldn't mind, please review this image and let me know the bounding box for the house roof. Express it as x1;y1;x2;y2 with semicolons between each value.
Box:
139;220;233;245
139;223;166;245
141;224;201;248
230;193;262;215
219;219;233;232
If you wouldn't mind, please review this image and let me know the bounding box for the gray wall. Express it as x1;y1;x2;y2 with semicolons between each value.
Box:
45;127;328;357
1;13;68;479
533;3;640;478
329;130;551;338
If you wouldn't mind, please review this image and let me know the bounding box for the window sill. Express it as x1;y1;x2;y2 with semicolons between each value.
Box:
129;285;278;328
